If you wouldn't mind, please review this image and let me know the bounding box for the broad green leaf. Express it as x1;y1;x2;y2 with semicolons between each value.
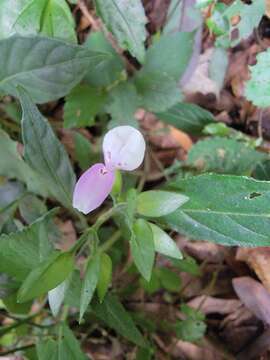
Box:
80;254;100;321
245;49;270;107
0;274;19;300
40;0;77;43
48;280;69;317
37;339;58;360
165;173;270;247
84;31;125;87
225;0;265;46
172;256;201;276
97;253;112;302
134;71;181;112
18;251;74;302
137;190;189;217
64;84;106;128
158;268;181;293
139;270;161;294
0;209;55;281
131;219;155;281
0;35;107;103
186;137;266;175
64;270;82;308
106;82;139;128
19;194;47;224
74;132;96;171
19;88;76;208
0;0;76;43
156;103;214;135
95;0;147;62
253;160;270;181
175;317;206;342
142;32;194;81
58;325;87;360
37;325;87;360
3;292;31;315
0;129;48;196
92;293;146;347
175;304;206;342
0;181;24;232
148;223;182;259
209;47;228;90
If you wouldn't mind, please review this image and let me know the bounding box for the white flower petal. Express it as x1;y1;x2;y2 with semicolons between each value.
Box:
103;126;146;171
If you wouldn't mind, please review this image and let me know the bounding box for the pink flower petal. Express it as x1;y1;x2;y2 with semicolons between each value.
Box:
73;163;115;214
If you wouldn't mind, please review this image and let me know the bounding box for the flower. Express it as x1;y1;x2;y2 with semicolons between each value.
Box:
73;126;146;214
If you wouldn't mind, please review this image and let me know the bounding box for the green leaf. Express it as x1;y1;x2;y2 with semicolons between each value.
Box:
245;49;270;107
172;256;201;276
131;219;155;281
37;325;87;360
84;31;125;87
64;84;106;128
58;325;87;360
80;254;100;322
156;103;214;135
165;173;270;247
0;209;55;281
40;0;77;43
0;181;24;232
97;253;112;302
48;280;69;317
19;88;76;208
226;0;265;46
142;32;194;81
106;82;139;128
64;270;82;308
139;270;161;294
175;304;206;342
0;0;76;43
18;251;74;302
0;35;107;103
92;293;146;347
158;268;181;293
19;194;47;224
137;190;189;217
3;292;31;315
186;137;266;175
74;132;96;171
253;160;270;181
0;129;48;196
148;223;182;259
209;47;228;90
95;0;147;62
134;71;181;113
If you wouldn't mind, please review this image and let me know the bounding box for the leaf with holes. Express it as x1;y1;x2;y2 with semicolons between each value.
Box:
164;174;270;247
186;137;266;175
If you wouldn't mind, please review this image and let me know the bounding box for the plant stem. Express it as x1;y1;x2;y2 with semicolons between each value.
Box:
0;344;35;356
98;230;122;253
92;203;125;231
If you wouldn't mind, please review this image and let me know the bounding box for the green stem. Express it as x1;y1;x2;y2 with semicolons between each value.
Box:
0;310;43;337
98;230;122;253
0;344;35;356
71;203;126;255
92;203;125;231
